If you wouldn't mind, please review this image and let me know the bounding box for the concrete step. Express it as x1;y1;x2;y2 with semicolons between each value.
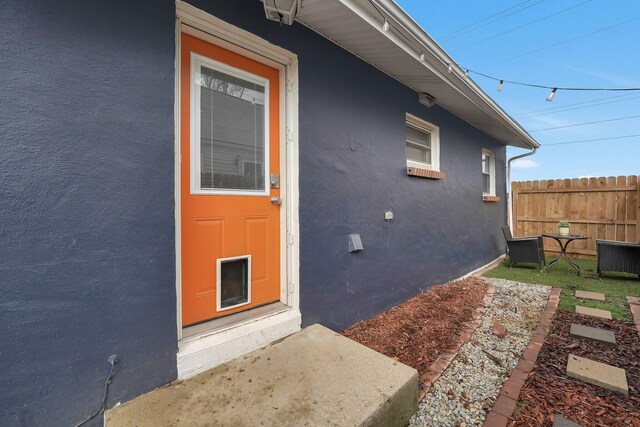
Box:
575;305;612;319
106;324;419;427
566;354;628;395
569;324;616;346
574;290;605;302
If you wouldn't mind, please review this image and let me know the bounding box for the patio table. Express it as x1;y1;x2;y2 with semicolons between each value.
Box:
542;233;588;276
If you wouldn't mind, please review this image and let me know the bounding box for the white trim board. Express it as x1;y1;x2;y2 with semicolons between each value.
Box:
454;254;506;282
178;308;301;379
175;1;301;378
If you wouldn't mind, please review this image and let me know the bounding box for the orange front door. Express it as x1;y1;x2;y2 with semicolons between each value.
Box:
180;33;281;327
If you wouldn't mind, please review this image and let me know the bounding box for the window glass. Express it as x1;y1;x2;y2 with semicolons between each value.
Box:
482;154;489;174
482;151;493;194
198;65;265;191
483;173;491;194
406;126;432;165
407;126;431;147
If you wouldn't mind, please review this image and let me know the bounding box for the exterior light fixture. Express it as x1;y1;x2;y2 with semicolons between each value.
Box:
546;87;558;102
419;92;436;107
497;80;504;92
263;0;299;25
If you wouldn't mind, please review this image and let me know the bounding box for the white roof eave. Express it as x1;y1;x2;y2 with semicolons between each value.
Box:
294;0;540;149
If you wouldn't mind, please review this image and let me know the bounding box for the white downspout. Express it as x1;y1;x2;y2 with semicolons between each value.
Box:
507;148;537;233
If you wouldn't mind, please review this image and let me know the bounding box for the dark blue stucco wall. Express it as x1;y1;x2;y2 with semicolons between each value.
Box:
1;0;506;424
191;0;508;330
1;1;177;425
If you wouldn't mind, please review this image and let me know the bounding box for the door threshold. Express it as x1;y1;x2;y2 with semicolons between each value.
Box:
177;304;301;379
182;302;289;340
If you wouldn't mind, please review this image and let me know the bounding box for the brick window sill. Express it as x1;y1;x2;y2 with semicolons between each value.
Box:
407;167;446;180
483;195;501;202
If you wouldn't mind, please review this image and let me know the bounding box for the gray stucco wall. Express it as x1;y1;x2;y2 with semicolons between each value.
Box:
1;0;506;424
1;1;177;425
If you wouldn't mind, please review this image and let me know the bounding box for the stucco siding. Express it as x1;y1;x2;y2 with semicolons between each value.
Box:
1;0;506;424
0;1;177;425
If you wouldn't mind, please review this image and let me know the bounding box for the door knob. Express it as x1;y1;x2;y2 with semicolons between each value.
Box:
271;196;282;205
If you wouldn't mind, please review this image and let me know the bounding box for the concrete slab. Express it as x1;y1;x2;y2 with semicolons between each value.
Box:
575;305;612;319
106;324;419;427
553;415;583;427
566;354;628;395
569;324;616;346
574;290;605;302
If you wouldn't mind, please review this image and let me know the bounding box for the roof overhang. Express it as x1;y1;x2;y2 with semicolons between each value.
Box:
294;0;540;149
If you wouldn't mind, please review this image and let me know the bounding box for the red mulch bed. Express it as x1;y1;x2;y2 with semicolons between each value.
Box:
342;277;488;378
512;310;640;427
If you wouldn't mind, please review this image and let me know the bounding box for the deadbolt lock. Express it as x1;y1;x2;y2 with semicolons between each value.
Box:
270;173;280;188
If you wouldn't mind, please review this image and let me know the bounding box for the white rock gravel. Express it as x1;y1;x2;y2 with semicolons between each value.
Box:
408;278;550;427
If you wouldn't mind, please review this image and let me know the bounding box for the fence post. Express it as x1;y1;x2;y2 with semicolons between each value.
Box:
637;178;640;243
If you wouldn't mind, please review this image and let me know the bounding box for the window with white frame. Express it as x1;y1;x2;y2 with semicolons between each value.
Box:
406;113;440;171
482;149;496;195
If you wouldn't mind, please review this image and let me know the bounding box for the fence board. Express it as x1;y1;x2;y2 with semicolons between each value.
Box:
512;176;640;260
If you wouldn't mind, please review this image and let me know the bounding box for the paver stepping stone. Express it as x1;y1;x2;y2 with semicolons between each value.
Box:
553;415;583;427
574;290;605;301
569;324;616;346
566;354;628;395
575;305;612;319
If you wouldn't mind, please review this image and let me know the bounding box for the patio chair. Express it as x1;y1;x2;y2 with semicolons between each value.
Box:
596;239;640;279
501;226;545;271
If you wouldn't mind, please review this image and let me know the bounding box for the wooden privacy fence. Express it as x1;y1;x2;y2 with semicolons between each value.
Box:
512;176;640;259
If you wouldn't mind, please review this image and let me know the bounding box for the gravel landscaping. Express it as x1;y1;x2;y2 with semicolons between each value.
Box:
409;278;551;427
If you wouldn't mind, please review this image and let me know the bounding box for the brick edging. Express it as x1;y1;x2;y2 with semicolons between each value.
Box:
483;287;561;427
627;296;640;334
418;284;496;401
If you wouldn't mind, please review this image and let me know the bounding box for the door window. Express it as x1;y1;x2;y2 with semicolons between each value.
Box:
191;54;269;194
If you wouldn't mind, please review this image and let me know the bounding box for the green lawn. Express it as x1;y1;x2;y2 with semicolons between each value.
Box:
483;257;640;321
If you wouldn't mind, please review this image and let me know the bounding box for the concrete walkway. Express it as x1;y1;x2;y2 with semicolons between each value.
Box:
567;292;629;396
106;324;418;427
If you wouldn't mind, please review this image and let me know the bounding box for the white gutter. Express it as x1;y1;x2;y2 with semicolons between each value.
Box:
367;0;540;150
507;148;537;233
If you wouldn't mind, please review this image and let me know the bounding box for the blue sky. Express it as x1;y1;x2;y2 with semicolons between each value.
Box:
396;0;640;182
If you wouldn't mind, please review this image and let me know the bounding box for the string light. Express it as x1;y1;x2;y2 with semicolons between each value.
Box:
461;68;640;101
364;0;640;102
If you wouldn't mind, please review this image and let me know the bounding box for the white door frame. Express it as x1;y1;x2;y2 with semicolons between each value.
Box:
174;1;301;379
